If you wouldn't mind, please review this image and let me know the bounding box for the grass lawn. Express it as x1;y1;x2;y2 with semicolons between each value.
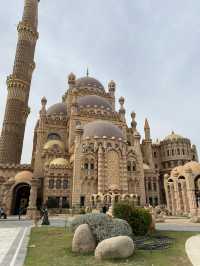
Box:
24;227;195;266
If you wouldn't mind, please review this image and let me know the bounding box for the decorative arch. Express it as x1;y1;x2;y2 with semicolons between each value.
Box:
11;182;31;215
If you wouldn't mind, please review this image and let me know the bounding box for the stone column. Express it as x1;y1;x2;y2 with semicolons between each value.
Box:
121;145;128;193
98;144;104;193
174;174;181;215
181;181;189;214
185;167;197;216
27;178;38;219
170;183;176;215
164;174;170;210
72;126;83;207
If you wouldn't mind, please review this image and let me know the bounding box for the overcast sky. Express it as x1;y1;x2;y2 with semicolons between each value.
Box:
0;0;200;163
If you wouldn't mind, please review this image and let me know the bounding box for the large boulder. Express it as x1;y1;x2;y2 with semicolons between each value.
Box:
71;213;133;243
72;224;96;253
95;236;134;260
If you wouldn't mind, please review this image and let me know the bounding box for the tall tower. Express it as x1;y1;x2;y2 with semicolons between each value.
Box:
0;0;39;164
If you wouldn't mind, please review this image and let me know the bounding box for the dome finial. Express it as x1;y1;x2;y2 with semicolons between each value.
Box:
86;67;89;77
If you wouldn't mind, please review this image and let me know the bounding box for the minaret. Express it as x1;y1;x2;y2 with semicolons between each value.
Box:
0;0;39;164
144;118;151;140
142;118;154;168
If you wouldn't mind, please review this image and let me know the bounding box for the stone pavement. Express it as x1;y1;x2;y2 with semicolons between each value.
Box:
185;235;200;266
0;217;32;266
156;218;200;232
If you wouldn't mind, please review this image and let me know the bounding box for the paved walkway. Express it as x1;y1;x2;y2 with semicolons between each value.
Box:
0;217;31;266
186;235;200;266
156;218;200;232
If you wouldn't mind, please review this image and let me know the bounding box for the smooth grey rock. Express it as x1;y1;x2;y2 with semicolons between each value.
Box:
95;236;134;260
72;224;96;253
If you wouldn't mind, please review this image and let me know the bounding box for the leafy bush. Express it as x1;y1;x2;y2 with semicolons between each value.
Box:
70;213;132;243
113;202;152;236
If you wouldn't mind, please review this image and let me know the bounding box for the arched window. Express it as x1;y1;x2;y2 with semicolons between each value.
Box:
49;179;54;189
84;163;89;170
153;151;157;158
177;148;180;155
56;179;61;189
132;163;136;171
47;133;61;140
148;182;152;191
127;161;131;172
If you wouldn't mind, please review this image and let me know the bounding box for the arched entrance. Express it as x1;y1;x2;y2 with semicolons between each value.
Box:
12;183;31;215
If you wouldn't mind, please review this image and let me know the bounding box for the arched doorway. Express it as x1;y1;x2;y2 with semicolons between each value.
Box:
12;183;31;215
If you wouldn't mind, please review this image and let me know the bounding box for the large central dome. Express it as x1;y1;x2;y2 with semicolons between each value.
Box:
75;76;104;90
83;120;123;139
78;95;112;109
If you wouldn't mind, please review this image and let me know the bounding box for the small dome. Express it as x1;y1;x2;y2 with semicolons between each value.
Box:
47;103;67;115
75;76;104;90
83;120;123;139
164;131;184;141
44;140;65;150
15;171;33;183
50;158;70;168
78;95;112;109
183;161;200;176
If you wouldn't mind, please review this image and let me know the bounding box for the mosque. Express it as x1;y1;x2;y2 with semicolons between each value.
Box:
0;0;199;218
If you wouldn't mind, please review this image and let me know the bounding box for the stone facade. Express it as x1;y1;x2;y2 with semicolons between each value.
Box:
0;1;198;216
164;161;200;217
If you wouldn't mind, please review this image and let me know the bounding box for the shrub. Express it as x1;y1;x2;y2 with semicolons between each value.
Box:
70;213;132;243
113;202;152;236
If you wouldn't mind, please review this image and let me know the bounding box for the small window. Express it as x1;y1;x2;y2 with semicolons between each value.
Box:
182;149;185;155
172;149;174;156
63;179;68;189
153;151;157;158
167;150;170;156
153;182;157;191
177;148;180;155
155;164;158;169
90;163;94;170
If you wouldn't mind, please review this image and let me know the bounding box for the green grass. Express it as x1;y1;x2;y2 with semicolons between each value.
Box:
24;227;196;266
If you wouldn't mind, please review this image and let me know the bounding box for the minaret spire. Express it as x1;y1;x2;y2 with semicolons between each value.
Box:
0;0;39;164
144;118;151;140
